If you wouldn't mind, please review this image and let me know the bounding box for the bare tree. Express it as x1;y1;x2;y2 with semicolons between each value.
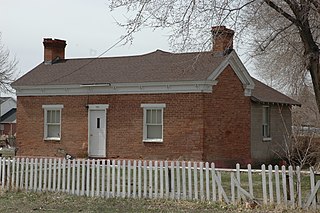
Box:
109;0;320;113
0;34;17;93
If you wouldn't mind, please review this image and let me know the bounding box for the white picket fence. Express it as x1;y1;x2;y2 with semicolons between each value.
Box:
0;157;319;209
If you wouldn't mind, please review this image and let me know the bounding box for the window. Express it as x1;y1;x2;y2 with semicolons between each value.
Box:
42;105;63;141
141;104;166;142
262;106;271;139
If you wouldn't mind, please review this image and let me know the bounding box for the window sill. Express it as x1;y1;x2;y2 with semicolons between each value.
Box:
262;137;272;142
44;138;61;142
143;139;163;143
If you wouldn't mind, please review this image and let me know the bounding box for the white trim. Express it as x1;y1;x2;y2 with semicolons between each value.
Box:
42;104;64;109
14;81;217;96
141;103;166;108
88;104;109;110
43;105;63;141
207;51;255;96
141;104;165;143
87;104;108;158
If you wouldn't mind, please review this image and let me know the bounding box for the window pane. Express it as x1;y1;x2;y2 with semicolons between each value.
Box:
47;125;60;138
146;110;152;123
151;109;157;123
47;110;52;123
55;110;60;123
156;110;162;124
147;125;162;139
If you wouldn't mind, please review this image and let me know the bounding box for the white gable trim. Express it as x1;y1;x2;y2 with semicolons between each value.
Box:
14;81;218;96
207;51;255;96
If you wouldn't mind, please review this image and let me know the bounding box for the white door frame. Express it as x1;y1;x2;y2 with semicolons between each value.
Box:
88;104;109;157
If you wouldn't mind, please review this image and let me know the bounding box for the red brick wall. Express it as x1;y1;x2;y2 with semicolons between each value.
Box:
203;65;251;167
16;93;204;161
16;66;252;166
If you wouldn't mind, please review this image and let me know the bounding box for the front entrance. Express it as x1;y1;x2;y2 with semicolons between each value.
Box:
88;104;108;157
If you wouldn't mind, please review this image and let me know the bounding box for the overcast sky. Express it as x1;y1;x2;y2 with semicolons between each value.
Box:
1;0;254;97
1;0;172;78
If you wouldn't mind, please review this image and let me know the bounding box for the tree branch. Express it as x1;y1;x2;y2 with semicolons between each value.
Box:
264;0;298;24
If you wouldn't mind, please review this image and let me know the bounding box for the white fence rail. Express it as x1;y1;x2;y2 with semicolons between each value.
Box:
0;157;319;209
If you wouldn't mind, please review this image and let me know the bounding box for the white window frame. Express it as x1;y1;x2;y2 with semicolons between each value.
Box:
141;104;166;142
262;105;271;141
42;104;63;141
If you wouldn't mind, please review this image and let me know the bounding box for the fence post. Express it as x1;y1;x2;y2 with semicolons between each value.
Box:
288;165;295;208
236;163;241;202
211;163;216;202
188;161;192;200
154;161;158;199
176;161;180;200
247;164;253;198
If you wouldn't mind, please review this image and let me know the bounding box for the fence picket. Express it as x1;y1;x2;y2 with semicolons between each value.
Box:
281;165;288;208
11;158;16;190
211;163;216;202
127;160;131;198
33;158;38;192
101;160;105;197
193;162;198;200
159;161;163;199
62;159;66;193
117;160;121;197
53;159;57;192
25;158;29;191
274;165;281;205
176;161;180;200
6;158;11;191
96;160;101;197
154;161;158;199
132;160;136;198
29;158;33;191
165;161;169;198
81;159;85;196
149;161;152;199
91;159;95;197
296;166;301;208
137;160;141;198
72;159;76;195
112;160;116;198
182;161;186;200
86;160;90;196
199;162;204;201
143;161;147;198
261;164;267;204
205;162;210;201
187;162;192;200
67;159;71;194
106;160;110;198
76;159;81;196
288;166;295;208
122;160;126;198
268;165;274;204
15;158;20;190
309;167;316;209
48;158;52;191
170;161;175;199
57;158;61;192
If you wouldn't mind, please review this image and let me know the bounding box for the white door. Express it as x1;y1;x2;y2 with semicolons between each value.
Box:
89;110;106;157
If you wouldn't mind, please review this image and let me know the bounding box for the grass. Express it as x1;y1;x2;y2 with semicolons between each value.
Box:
0;191;318;213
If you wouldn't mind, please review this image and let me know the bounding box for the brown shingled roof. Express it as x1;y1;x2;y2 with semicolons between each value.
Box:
12;49;300;106
251;78;300;106
12;50;227;86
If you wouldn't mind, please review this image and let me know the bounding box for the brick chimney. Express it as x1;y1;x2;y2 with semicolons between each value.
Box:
43;38;66;64
211;26;234;54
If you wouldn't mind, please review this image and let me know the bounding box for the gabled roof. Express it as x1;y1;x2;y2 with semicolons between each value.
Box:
0;108;16;123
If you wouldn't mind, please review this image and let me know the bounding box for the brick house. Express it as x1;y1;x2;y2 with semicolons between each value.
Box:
12;26;299;167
